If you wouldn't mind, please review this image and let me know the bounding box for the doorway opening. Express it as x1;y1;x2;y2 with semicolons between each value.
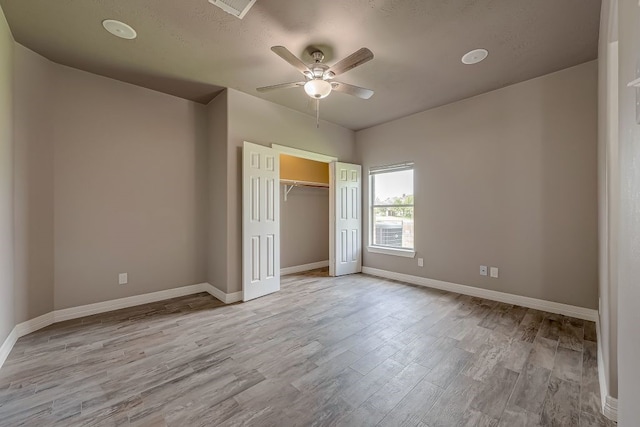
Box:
242;141;361;301
279;151;331;275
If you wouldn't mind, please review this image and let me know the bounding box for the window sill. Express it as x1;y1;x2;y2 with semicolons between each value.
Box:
367;246;416;258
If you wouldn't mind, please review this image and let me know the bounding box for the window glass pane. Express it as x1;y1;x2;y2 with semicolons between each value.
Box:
371;168;414;250
373;169;413;205
373;207;414;249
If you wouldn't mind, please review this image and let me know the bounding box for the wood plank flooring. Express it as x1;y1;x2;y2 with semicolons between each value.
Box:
0;269;614;426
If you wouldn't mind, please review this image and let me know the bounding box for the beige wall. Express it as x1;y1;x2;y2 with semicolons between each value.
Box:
597;0;619;401
13;44;54;323
357;61;598;309
206;91;228;291
225;89;355;294
51;64;209;309
617;0;640;423
5;52;353;312
0;5;14;344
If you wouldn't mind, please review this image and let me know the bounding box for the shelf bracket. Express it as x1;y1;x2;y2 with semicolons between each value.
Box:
284;184;295;201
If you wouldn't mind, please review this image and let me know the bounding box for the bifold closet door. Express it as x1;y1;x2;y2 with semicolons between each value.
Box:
242;141;280;301
330;162;362;276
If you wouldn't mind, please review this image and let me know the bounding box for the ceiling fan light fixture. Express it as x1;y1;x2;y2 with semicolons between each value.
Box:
304;79;332;99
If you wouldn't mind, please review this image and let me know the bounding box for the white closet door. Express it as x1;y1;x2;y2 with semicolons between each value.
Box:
330;162;362;276
242;141;280;301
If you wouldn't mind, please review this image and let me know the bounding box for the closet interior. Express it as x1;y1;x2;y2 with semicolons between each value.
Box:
279;154;330;272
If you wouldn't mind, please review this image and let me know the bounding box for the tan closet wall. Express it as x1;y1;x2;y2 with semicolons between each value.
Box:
280;154;329;184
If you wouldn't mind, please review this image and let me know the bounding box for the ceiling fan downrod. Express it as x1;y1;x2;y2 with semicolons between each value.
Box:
311;50;325;63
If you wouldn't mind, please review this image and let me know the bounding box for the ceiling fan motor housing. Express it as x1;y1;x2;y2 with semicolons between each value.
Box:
311;50;325;63
309;50;331;79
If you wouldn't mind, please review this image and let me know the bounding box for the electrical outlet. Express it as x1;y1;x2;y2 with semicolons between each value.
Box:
118;273;128;285
418;258;424;267
490;267;499;278
480;265;488;276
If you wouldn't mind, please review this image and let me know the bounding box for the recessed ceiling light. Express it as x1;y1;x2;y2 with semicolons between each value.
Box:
461;49;488;65
102;19;137;40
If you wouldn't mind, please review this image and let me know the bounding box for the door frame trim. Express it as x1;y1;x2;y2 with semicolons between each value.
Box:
271;144;337;163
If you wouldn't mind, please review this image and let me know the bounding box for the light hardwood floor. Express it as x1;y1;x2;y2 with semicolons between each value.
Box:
0;269;614;426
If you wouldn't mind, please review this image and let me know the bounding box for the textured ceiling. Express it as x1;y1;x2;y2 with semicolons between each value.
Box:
0;0;601;130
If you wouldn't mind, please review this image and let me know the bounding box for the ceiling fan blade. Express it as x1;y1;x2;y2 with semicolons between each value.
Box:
257;82;305;92
271;46;312;76
330;81;374;100
325;48;374;78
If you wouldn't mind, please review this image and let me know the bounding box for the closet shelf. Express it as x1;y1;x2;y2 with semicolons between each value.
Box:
281;179;329;201
281;179;329;188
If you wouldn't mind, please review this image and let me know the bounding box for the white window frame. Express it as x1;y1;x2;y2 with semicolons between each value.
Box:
367;162;416;258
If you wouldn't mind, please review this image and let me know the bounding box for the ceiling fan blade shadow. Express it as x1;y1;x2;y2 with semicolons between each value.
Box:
271;46;312;76
331;82;374;99
257;82;306;92
326;48;374;78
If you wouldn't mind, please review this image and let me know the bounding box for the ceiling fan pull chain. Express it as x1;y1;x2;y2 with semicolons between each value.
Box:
316;99;320;128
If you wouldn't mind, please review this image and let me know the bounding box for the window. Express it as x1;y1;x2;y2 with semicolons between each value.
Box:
369;163;414;254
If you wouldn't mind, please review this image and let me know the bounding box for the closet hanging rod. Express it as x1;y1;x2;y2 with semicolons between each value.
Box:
280;179;329;188
281;179;329;201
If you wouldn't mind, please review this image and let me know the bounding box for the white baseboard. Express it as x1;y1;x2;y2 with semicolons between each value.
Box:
603;395;617;421
53;283;207;322
202;283;242;304
0;327;19;370
281;260;329;276
596;316;618;422
0;311;57;369
15;312;55;337
362;267;598;322
0;281;241;371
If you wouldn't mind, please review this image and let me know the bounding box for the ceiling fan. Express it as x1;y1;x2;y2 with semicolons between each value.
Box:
257;46;374;126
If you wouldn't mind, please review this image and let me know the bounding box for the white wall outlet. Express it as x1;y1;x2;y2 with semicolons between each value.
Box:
480;265;488;276
418;258;424;267
490;267;499;278
118;273;128;285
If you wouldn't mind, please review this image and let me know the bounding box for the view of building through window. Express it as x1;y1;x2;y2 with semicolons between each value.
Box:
371;167;414;249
